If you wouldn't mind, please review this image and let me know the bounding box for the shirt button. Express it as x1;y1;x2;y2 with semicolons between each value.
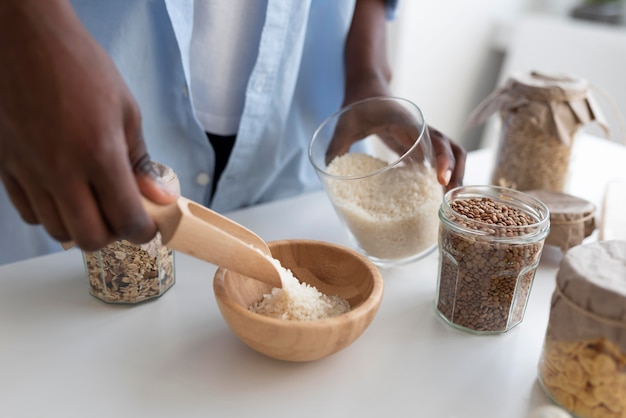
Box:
196;172;211;186
254;76;265;92
182;84;189;97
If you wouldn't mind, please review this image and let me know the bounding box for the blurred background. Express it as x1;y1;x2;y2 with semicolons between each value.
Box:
387;0;626;151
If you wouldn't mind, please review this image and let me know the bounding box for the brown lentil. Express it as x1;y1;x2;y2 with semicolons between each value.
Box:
436;188;549;334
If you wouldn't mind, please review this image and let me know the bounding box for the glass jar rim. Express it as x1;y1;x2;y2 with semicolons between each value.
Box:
308;96;428;181
439;185;551;242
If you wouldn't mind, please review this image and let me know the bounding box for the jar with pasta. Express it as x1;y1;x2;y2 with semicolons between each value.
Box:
469;71;608;192
82;162;179;304
538;241;626;418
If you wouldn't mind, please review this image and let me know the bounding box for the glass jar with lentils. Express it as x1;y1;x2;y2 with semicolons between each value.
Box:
435;185;550;334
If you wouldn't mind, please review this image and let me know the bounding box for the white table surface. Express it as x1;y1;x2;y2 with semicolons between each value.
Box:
1;134;625;418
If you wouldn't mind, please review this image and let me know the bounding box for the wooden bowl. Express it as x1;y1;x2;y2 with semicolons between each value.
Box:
213;239;384;362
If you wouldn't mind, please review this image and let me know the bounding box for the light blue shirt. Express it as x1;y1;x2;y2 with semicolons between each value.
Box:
0;0;397;265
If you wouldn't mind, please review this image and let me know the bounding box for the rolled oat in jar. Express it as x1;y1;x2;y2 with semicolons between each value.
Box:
435;185;550;334
538;241;626;418
469;71;608;192
82;162;179;304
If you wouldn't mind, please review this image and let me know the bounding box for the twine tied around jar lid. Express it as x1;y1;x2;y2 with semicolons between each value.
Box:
468;70;610;146
549;241;626;351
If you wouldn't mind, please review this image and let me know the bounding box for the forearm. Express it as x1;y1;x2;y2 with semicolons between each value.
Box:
344;0;392;104
0;0;92;95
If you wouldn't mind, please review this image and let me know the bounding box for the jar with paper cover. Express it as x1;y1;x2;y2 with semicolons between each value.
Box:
469;71;608;192
538;241;626;418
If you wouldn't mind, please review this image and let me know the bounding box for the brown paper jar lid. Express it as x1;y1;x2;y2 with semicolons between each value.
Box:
526;189;595;217
556;240;626;324
509;71;590;102
526;190;596;251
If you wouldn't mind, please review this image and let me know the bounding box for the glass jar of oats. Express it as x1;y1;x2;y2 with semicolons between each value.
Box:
435;185;550;334
538;241;626;418
470;71;608;192
82;162;179;304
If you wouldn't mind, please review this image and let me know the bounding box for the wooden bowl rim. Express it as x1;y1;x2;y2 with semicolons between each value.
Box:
213;239;384;328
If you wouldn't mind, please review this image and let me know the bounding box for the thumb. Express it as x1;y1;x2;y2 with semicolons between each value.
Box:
134;157;179;205
122;95;178;204
126;119;178;205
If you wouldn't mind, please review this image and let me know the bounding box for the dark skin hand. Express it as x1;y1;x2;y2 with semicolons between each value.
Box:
0;0;176;251
0;0;465;253
337;0;466;190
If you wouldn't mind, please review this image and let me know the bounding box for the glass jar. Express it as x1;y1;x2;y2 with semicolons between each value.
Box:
82;162;179;304
309;96;443;267
538;241;626;418
435;185;550;334
469;71;608;192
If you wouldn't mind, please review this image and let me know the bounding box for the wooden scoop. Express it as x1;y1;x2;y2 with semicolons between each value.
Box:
141;196;283;288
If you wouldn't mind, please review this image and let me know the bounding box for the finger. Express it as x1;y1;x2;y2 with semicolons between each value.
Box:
90;152;157;245
325;124;362;164
325;104;379;164
436;153;453;187
84;105;159;245
1;158;114;249
133;154;178;205
125;108;179;205
432;125;467;189
383;124;423;158
0;170;38;224
136;172;179;204
447;141;466;189
31;192;71;242
429;127;459;188
5;166;72;241
53;180;115;251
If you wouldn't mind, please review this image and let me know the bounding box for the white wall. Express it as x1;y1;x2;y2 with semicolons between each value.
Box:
386;0;586;151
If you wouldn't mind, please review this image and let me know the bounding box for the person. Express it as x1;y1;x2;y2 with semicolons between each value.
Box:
0;0;466;265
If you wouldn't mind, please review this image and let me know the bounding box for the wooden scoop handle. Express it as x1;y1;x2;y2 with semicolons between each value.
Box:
62;197;282;288
142;197;282;288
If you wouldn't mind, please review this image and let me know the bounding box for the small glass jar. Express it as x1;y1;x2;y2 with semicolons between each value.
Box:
435;185;550;334
538;241;626;418
82;162;179;304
